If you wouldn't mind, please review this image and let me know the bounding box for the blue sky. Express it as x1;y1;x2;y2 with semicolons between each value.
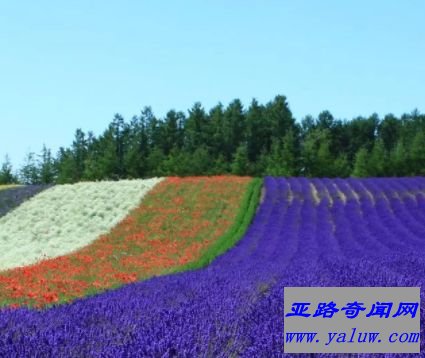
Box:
1;1;424;169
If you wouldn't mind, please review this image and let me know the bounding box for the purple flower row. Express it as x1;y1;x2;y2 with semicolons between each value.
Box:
0;185;52;218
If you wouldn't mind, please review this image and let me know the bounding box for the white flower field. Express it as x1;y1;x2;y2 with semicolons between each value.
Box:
0;178;163;271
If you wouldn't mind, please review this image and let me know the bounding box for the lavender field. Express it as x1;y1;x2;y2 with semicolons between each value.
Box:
0;185;52;218
1;177;425;357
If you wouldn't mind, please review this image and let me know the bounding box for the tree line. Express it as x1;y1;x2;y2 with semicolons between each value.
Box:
1;95;424;184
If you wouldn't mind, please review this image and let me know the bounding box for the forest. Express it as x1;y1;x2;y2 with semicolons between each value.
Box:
1;95;424;184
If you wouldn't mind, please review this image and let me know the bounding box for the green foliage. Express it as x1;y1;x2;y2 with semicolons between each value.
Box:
352;147;370;177
388;140;408;176
19;152;40;184
231;144;250;175
265;139;284;176
264;130;299;177
333;154;351;178
302;129;334;177
246;99;266;162
56;148;77;184
38;144;56;184
211;154;230;175
0;155;17;184
368;139;388;177
408;130;425;175
379;114;401;152
146;147;166;177
7;96;425;181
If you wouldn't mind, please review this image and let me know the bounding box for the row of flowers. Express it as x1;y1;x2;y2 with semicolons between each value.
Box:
1;177;424;355
0;176;253;307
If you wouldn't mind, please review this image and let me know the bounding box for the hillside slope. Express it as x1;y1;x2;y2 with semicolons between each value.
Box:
0;176;259;307
1;177;425;356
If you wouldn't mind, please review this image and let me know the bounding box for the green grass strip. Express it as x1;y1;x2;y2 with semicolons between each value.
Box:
171;177;263;273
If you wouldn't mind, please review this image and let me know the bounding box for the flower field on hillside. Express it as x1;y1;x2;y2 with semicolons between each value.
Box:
0;177;424;356
0;178;162;271
0;176;259;308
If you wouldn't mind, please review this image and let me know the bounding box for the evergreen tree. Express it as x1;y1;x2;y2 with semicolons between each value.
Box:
71;129;87;181
0;155;17;184
111;114;128;178
38;145;56;184
265;95;295;144
20;152;40;184
352;147;370;177
389;140;407;176
211;153;229;175
281;129;299;176
98;129;119;179
5;96;425;182
301;115;316;135
301;129;333;177
333;154;351;178
408;130;425;175
146;147;166;176
231;144;249;175
316;139;334;177
222;99;245;161
83;135;105;181
246;99;266;162
368;139;387;176
125;114;149;178
346;114;379;161
161;148;191;176
265;139;285;176
56;147;76;183
143;106;160;148
378;114;401;152
185;102;209;152
161;110;184;155
316;110;334;130
209;104;226;159
188;146;211;175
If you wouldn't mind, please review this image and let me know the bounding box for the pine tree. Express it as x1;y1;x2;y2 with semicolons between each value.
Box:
333;154;351;178
211;154;229;175
20;152;40;184
389;140;407;176
209;104;226;160
301;129;333;177
245;99;265;162
352;147;370;177
281;129;299;176
38;145;56;184
408;130;425;175
146;147;165;176
185;102;209;153
223;99;245;161
265;95;295;146
231;144;249;175
0;155;17;184
368;139;387;176
188;146;211;175
125;114;149;178
265;139;285;176
71;129;87;181
56;148;76;183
